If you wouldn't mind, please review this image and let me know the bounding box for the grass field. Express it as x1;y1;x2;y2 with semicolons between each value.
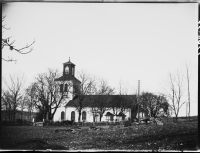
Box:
0;119;198;151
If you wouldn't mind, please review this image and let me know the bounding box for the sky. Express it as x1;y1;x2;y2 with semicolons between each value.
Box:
2;2;198;116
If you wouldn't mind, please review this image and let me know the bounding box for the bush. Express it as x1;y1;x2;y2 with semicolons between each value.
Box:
35;111;43;122
61;120;74;126
43;120;51;126
16;118;23;125
123;120;131;127
53;121;61;126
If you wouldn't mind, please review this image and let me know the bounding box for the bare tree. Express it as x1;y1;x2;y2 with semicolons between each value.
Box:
110;82;131;121
2;15;35;62
95;79;115;121
18;96;27;120
140;92;155;118
30;69;71;121
1;90;13;122
185;64;191;120
3;74;25;124
25;84;36;121
167;72;185;121
139;92;169;119
73;71;95;122
88;95;99;123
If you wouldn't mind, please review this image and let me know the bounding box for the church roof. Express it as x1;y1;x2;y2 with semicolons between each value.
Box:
105;112;114;116
55;75;81;83
116;112;126;117
63;59;76;66
65;95;137;108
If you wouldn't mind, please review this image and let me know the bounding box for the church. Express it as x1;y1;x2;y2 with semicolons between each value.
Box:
53;59;147;123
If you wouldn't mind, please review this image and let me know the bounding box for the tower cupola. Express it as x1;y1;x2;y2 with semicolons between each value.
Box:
63;57;76;77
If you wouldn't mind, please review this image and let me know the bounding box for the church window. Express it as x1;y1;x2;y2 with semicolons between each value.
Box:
82;111;86;121
61;111;65;120
64;84;68;92
60;84;63;92
71;111;75;121
65;66;69;74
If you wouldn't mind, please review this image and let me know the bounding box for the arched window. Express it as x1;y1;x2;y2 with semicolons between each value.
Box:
64;84;68;92
71;111;75;121
82;111;86;121
65;66;69;74
60;84;63;92
61;111;65;120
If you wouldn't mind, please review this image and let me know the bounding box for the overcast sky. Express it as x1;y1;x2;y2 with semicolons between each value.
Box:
2;2;198;116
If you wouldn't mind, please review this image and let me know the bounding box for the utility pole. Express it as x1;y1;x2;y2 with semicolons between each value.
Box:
138;80;140;121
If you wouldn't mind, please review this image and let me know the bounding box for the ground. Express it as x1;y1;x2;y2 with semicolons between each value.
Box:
0;119;198;151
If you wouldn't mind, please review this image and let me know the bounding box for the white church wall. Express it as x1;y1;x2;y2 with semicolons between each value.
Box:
54;104;134;122
53;106;66;121
65;107;132;122
65;107;76;121
58;80;74;101
67;80;74;100
64;107;94;122
53;80;74;122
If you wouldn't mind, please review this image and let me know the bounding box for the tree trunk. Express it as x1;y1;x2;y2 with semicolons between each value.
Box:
78;111;81;123
13;109;16;125
100;114;102;122
131;106;138;121
29;110;32;122
5;105;7;122
49;114;53;121
21;110;23;120
186;64;190;121
8;109;11;123
175;115;178;122
93;115;96;126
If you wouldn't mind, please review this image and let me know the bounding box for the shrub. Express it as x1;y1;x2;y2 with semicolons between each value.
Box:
35;111;43;122
123;120;131;127
52;121;60;126
16;118;23;125
43;120;52;126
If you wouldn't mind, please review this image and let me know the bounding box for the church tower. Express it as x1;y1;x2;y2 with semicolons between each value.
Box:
55;57;81;98
53;58;81;121
63;57;75;77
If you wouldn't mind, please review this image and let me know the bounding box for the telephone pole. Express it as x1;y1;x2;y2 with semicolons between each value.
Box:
138;80;140;121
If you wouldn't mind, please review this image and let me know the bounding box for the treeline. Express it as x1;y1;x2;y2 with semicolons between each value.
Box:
2;69;171;124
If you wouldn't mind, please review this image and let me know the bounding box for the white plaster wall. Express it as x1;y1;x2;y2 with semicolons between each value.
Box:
67;80;74;100
65;107;94;122
65;107;131;122
58;80;74;101
53;80;74;121
53;106;66;121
